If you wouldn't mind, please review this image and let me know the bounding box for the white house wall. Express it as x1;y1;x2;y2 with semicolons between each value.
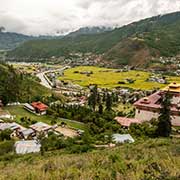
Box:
135;109;180;126
172;96;180;104
171;115;180;126
135;109;159;122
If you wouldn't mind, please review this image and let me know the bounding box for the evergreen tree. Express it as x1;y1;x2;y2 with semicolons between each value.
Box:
156;92;172;137
98;104;103;114
106;93;112;111
88;85;98;111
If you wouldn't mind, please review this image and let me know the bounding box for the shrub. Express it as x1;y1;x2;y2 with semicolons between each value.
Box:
0;141;14;156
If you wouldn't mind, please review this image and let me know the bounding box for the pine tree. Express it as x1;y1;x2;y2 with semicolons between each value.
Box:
156;92;172;137
106;93;112;111
98;104;103;114
88;85;98;111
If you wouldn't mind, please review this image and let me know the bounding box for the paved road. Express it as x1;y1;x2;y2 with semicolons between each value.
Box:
36;72;52;89
36;66;70;89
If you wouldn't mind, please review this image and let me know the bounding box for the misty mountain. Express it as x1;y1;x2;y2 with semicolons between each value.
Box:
0;26;112;50
67;26;113;37
7;11;180;66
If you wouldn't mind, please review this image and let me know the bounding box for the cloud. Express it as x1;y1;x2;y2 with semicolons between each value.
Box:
0;0;179;35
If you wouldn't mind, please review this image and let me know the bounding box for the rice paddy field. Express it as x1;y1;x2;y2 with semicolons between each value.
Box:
59;66;180;90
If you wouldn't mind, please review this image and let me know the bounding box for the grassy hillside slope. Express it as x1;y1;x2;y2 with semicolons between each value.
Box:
7;12;180;66
0;63;50;103
0;138;179;180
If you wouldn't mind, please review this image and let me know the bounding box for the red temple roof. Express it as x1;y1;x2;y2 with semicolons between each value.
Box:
134;91;180;114
134;91;162;109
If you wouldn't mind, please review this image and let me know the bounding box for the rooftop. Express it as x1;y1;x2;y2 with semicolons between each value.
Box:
134;91;162;109
15;140;41;154
163;82;180;93
134;90;180;113
30;122;52;132
112;134;135;143
31;102;48;111
115;117;141;127
0;122;26;131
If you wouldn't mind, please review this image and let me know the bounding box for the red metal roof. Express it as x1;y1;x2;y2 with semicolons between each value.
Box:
115;117;141;127
31;102;48;111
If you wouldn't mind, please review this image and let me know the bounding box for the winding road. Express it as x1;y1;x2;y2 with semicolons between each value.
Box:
36;66;70;89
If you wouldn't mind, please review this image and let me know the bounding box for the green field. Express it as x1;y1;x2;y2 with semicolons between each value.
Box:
59;66;180;90
4;106;86;130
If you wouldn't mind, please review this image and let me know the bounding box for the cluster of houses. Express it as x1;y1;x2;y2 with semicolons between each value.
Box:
115;83;180;127
0;119;80;154
147;74;167;84
0;101;83;154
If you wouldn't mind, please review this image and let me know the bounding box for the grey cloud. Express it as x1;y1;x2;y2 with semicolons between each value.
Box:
0;0;180;35
0;12;27;33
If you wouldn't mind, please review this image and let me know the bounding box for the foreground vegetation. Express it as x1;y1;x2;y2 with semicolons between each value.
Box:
0;138;179;180
59;66;180;90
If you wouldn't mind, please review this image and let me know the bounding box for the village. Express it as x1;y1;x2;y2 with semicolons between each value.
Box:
0;62;180;155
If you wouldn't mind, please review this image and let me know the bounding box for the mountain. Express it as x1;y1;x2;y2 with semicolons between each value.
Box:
0;27;64;50
0;26;109;51
67;26;113;37
0;31;34;50
7;11;180;66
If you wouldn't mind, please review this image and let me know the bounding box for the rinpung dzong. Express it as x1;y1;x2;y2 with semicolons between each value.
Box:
115;83;180;127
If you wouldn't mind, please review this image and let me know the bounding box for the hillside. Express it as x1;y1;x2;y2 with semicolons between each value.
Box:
0;31;34;50
7;11;180;66
0;62;49;104
0;27;64;50
67;26;113;37
0;138;179;180
0;26;110;51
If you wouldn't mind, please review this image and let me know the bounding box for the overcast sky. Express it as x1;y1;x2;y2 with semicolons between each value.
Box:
0;0;180;35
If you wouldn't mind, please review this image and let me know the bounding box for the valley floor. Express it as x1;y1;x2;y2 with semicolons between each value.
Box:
59;66;180;90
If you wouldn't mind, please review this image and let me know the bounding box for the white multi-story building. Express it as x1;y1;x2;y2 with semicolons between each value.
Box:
134;83;180;126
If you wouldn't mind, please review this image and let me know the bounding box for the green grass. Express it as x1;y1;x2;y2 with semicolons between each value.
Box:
0;138;179;180
59;66;180;90
4;106;86;130
114;103;134;114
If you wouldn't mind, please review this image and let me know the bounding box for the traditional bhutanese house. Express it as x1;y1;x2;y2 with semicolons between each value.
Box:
31;102;48;115
115;117;141;128
134;83;180;126
19;128;36;140
15;140;41;154
0;122;26;138
24;103;36;114
30;122;53;135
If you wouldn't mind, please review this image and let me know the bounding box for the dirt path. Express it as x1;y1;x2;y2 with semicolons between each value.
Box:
55;126;78;137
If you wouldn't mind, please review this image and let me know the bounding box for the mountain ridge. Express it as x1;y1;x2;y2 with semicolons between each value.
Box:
6;11;180;66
